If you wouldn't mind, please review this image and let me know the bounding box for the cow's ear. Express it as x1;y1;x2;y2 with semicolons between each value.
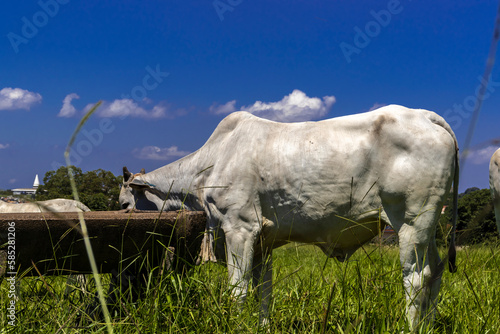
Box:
140;168;146;174
123;166;132;182
129;177;151;189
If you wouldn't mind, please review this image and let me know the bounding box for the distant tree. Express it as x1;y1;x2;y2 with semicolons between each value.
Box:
440;188;498;245
0;189;13;196
36;166;122;211
459;187;480;199
79;169;122;210
36;166;84;200
79;193;110;211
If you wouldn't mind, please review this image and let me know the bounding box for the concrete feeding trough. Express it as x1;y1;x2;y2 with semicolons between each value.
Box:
0;211;206;277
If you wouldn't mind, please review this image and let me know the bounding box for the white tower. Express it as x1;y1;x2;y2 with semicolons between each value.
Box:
33;174;40;189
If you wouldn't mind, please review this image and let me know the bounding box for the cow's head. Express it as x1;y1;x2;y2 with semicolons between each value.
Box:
120;167;160;211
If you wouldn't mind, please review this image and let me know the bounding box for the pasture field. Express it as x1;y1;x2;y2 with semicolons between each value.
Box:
1;243;499;333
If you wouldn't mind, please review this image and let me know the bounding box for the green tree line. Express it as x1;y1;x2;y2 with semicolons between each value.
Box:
440;187;498;245
35;166;122;211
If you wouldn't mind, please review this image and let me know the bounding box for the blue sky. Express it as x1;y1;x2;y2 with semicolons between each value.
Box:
1;0;499;193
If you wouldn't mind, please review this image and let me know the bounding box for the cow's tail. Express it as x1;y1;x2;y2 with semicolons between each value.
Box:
447;151;459;273
422;109;458;273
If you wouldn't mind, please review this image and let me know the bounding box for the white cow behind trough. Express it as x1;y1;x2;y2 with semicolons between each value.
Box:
120;105;459;329
489;148;500;233
0;198;90;213
0;198;90;296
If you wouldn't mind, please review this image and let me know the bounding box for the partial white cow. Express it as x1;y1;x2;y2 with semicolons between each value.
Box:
489;148;500;234
0;198;90;296
0;198;90;213
120;105;459;329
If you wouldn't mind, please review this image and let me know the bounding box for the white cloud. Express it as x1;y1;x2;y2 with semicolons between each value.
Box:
99;99;165;119
211;90;336;122
210;100;237;115
466;145;499;165
58;93;80;117
0;143;9;149
0;87;42;111
60;95;183;119
132;145;191;160
96;99;188;119
9;179;16;184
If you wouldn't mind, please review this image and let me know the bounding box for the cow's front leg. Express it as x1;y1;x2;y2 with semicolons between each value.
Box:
252;251;272;327
225;228;257;306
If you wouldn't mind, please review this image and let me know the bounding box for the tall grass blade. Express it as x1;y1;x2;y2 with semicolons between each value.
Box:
321;281;336;334
64;101;113;334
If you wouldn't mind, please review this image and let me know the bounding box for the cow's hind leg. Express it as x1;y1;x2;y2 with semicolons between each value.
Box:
398;223;443;330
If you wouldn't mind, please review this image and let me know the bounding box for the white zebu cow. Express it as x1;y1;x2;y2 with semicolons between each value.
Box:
0;198;90;213
120;105;459;329
489;148;500;233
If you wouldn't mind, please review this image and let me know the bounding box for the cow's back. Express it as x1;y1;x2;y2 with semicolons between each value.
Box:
204;106;456;202
0;199;90;213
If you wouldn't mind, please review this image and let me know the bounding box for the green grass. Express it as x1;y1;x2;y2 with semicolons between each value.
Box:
2;243;500;333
